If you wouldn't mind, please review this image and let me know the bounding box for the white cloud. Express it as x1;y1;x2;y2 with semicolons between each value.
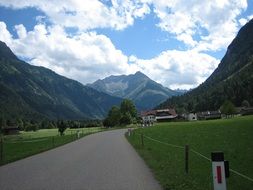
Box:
0;0;150;31
249;14;253;20
0;21;219;89
176;33;197;47
0;0;248;49
239;18;248;26
131;49;219;89
239;14;253;26
149;0;247;51
0;22;12;44
0;0;250;89
0;22;132;84
0;0;249;51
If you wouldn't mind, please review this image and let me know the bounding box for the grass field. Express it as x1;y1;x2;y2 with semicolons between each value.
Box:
127;115;253;190
0;127;105;165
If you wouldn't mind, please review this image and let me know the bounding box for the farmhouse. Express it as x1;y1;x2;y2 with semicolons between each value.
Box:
140;110;156;126
141;108;177;125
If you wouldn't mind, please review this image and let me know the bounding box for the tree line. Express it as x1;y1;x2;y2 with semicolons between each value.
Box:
0;117;102;135
0;99;138;135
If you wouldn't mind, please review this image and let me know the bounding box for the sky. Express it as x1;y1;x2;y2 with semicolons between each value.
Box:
0;0;252;90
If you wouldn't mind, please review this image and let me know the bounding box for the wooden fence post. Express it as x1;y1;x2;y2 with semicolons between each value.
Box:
52;136;55;147
0;136;3;163
141;133;144;148
185;145;189;174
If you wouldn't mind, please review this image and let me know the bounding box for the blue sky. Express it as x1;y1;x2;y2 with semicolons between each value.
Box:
0;0;252;89
96;12;182;59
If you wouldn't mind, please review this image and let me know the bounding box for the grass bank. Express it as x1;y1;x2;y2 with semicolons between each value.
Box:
0;127;105;165
127;115;253;190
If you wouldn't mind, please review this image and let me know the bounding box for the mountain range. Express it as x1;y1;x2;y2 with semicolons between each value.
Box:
88;71;183;110
0;41;122;120
1;18;252;120
159;19;253;112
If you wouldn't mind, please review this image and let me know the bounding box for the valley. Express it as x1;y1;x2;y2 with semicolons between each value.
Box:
0;4;252;190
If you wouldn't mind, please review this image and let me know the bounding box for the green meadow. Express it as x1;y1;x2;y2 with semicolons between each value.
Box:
127;115;253;190
0;127;105;165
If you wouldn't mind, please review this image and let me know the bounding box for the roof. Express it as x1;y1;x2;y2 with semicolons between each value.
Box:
156;108;177;116
141;110;157;117
156;115;177;120
141;108;177;117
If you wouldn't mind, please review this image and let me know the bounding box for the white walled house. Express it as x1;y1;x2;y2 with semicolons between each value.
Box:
142;115;156;124
141;110;156;127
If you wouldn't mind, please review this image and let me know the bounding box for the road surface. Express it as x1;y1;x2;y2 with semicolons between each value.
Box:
0;129;162;190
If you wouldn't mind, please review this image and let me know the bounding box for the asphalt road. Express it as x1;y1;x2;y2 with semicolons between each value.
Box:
0;129;162;190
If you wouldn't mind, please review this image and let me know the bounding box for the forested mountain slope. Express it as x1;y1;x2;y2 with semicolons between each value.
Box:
0;41;122;120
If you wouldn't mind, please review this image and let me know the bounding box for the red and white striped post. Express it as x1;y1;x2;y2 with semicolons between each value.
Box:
128;128;131;136
211;152;227;190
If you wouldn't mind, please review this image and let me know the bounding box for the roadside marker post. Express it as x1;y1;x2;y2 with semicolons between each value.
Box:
185;145;189;174
128;128;131;136
0;136;3;163
211;152;228;190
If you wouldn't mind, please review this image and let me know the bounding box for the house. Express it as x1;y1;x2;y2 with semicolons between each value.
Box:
140;108;178;126
2;126;20;135
197;110;221;120
140;110;156;127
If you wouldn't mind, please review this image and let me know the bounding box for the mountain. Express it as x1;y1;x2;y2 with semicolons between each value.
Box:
174;89;189;94
159;19;253;112
0;41;122;120
88;71;182;110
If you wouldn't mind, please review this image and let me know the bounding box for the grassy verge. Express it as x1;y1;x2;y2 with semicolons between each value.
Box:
126;115;253;190
0;127;105;165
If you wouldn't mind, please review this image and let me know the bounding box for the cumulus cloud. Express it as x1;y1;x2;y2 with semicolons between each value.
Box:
14;24;27;39
131;50;219;89
0;0;248;50
150;0;248;51
0;21;219;89
0;0;250;89
0;22;12;44
0;22;132;83
0;0;150;30
239;14;253;26
239;18;248;26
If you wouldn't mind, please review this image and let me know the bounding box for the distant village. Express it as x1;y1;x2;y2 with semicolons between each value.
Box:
140;106;253;127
